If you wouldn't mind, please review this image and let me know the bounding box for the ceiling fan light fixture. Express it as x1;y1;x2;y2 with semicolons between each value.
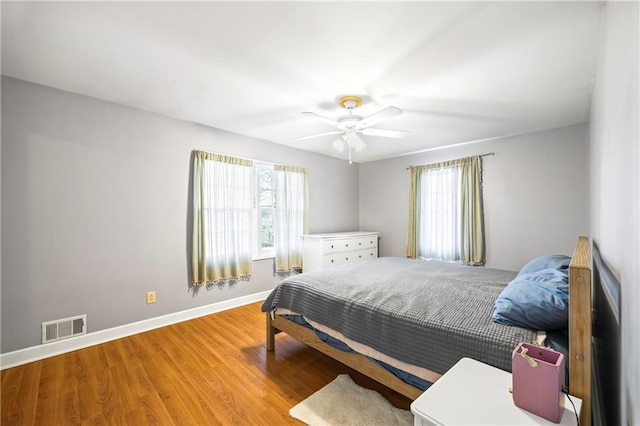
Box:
354;140;367;153
344;128;357;145
344;129;366;153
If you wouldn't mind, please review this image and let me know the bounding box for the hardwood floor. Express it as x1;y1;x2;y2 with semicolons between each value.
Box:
1;302;411;425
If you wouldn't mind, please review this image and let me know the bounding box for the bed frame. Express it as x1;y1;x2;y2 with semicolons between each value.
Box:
266;236;593;424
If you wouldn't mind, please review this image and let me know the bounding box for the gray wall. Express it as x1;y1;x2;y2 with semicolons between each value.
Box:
1;77;360;353
589;2;639;424
359;123;589;271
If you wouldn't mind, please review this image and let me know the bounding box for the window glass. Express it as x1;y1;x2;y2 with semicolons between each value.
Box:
256;166;275;257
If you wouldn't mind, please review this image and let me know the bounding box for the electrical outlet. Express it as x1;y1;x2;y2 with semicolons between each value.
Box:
146;291;157;304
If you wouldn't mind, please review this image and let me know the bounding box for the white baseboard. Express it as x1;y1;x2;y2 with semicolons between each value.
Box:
0;290;272;370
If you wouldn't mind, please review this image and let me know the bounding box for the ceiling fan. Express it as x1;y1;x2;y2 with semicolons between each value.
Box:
295;95;409;163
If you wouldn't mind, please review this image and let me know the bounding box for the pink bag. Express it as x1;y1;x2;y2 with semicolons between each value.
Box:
512;342;565;423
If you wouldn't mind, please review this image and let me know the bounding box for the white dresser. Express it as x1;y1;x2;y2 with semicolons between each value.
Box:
301;232;379;272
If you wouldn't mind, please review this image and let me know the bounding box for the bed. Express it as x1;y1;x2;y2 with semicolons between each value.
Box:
263;236;592;424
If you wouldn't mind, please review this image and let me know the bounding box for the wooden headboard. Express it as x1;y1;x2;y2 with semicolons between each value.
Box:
569;236;592;425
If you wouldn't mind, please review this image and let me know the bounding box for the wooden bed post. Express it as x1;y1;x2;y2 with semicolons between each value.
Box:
266;313;276;351
569;236;592;426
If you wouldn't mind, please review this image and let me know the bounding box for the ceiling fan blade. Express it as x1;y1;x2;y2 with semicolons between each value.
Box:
300;112;343;129
355;106;402;129
294;130;344;141
361;128;410;138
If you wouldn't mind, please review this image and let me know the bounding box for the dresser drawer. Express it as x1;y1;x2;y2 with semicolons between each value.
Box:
352;236;377;250
322;239;351;253
322;236;377;253
352;248;377;261
322;253;349;267
322;249;377;267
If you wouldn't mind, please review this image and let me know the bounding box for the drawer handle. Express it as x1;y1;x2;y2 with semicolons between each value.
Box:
358;255;362;258
331;259;334;263
346;244;349;247
345;257;349;261
359;242;362;245
331;245;334;248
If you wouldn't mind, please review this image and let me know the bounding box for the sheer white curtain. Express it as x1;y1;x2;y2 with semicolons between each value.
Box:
192;151;254;286
417;165;461;261
273;165;308;272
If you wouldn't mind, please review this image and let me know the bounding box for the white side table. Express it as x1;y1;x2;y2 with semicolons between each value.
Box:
410;357;581;426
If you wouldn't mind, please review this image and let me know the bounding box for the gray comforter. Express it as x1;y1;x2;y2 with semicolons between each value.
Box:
261;257;536;374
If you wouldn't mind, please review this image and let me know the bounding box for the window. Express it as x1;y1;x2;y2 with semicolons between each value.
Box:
407;156;485;265
192;151;307;286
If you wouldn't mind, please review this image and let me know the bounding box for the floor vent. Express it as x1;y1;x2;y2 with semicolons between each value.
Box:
42;315;87;344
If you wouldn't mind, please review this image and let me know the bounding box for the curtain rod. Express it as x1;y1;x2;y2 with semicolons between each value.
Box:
406;152;495;170
193;149;303;170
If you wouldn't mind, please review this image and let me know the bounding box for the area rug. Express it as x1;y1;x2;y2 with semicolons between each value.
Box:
289;374;413;426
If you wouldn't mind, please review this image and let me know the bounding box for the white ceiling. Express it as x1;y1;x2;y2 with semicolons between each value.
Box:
1;1;602;163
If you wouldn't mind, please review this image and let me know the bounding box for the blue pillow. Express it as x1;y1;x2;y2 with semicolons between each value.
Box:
517;254;570;277
493;268;569;330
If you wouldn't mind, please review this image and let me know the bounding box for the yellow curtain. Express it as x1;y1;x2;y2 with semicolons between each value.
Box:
460;156;485;265
406;156;485;265
406;166;420;258
192;151;254;286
